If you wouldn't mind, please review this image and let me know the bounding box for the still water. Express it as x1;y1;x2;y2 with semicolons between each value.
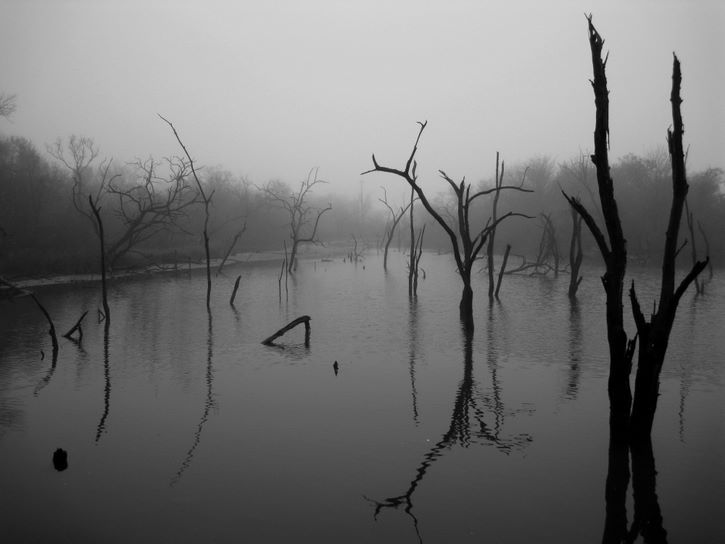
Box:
1;252;723;543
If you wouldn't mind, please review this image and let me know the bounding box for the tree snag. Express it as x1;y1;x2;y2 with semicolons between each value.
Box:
261;315;311;346
379;187;414;272
563;16;707;438
363;122;530;330
160;115;213;310
89;196;111;321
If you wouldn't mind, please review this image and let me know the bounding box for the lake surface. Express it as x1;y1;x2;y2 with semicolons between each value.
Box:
1;252;723;543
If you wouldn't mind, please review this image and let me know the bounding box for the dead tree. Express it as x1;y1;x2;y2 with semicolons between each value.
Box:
563;16;707;438
261;169;332;273
49;138;196;269
363;122;530;330
487;154;527;300
379;187;414;271
410;223;425;297
89;196;111;320
628;54;709;436
568;207;584;298
105;157;198;268
48;136;110;234
540;213;560;277
160;115;213;310
408;187;416;296
684;198;705;295
216;221;247;276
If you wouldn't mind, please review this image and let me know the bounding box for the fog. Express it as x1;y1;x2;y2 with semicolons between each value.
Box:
2;0;723;197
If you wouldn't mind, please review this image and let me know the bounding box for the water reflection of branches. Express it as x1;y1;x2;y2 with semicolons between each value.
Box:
564;299;582;401
33;348;59;396
602;436;667;543
95;319;111;442
408;298;419;425
368;325;531;540
172;311;215;485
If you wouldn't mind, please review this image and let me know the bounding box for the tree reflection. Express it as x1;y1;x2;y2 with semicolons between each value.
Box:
603;433;668;542
368;315;532;541
408;298;419;425
95;318;111;442
565;299;582;401
171;311;215;485
33;346;59;396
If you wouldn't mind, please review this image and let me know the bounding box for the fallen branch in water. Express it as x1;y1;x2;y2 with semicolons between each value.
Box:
261;315;311;346
63;310;88;340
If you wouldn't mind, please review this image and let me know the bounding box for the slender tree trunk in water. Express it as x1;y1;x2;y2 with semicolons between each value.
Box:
408;187;415;297
89;196;110;320
487;153;505;301
202;214;211;309
159;115;213;310
568;208;583;298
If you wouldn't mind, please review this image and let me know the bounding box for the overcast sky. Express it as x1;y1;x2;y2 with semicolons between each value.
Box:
1;0;723;196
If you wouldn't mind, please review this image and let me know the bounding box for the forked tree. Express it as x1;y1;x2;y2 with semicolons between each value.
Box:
261;168;332;273
379;187;414;272
363;121;530;330
160;115;214;310
563;16;708;438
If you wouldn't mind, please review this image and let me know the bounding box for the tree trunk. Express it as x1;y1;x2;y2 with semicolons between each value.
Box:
459;280;474;331
89;196;110;320
289;239;299;273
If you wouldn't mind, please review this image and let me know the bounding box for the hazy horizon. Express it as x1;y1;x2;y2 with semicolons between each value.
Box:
2;0;723;196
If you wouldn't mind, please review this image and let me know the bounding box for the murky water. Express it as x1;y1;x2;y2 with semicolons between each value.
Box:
1;253;723;543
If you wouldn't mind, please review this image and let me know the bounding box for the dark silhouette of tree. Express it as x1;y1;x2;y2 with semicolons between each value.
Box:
363;121;530;330
261;168;332;273
105;157;198;268
486;153;526;300
89;195;110;320
48;137;198;270
160;115;214;309
563;16;708;438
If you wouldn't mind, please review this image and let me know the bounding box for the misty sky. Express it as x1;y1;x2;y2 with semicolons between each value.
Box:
1;0;723;196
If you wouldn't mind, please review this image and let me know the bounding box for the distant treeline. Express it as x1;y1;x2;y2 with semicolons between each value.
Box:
0;133;723;278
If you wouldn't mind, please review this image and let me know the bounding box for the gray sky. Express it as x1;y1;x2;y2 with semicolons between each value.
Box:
1;0;723;195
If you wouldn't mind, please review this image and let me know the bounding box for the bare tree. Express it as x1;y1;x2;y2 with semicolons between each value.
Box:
261;168;332;273
379;187;414;271
49;138;199;269
0;93;17;119
363;122;530;330
487;154;529;300
568;207;584;298
159;115;213;310
106;157;197;268
563;16;707;438
47;136;106;230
